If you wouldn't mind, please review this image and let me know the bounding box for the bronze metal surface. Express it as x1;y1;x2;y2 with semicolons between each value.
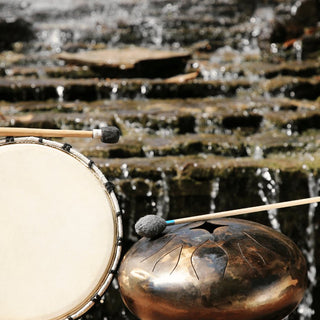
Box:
118;218;307;320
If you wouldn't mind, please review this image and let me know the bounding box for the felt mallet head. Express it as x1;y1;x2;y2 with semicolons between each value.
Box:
94;126;120;143
135;215;167;238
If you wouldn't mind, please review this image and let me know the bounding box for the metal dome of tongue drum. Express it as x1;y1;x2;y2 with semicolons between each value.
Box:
119;218;307;320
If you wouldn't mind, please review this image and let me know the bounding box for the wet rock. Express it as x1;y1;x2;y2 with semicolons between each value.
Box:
222;114;263;130
264;108;320;131
169;177;213;217
83;139;144;159
57;47;191;78
0;78;59;101
291;0;320;28
261;76;320;100
10;113;59;129
97;156;177;181
3;96;320;143
0;78;252;101
84;153;320;225
141;134;248;158
301;30;320;58
164;71;199;83
0;48;24;65
198;54;320;80
259;60;320;78
0;18;34;50
269;0;320;44
0;100;84;114
143;78;251;98
284;80;320;100
246;130;303;155
46;66;96;79
191;40;213;52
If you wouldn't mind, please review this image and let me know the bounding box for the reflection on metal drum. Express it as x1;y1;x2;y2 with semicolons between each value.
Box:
119;218;307;320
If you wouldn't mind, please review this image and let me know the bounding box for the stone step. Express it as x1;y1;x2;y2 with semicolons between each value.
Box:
2;97;319;135
261;75;320;100
1;75;319;101
57;47;191;78
4;66;97;79
5;55;320;81
63;129;320;159
89;153;320;231
198;59;320;80
0;77;252;101
95;152;320;183
0;119;318;159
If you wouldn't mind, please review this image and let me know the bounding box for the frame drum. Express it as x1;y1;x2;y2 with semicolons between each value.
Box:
0;137;122;320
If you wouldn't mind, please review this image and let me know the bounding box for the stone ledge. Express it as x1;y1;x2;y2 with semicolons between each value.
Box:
0;78;251;101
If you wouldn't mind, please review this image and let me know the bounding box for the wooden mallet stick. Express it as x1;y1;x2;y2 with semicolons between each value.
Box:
135;196;320;238
0;127;120;143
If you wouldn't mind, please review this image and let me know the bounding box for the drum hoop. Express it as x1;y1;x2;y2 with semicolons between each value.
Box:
0;136;123;320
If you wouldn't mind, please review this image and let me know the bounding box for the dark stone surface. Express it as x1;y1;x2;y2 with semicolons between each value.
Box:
0;18;34;50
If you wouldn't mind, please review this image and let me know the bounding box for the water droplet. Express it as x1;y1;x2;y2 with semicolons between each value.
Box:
121;163;129;178
141;85;147;95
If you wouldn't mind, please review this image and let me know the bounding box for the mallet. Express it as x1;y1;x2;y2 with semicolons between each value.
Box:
135;196;320;238
0;126;120;143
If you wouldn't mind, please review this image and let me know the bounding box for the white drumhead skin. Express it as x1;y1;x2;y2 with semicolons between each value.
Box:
0;142;117;320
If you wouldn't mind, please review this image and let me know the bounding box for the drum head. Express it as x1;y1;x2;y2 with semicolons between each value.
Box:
0;138;122;320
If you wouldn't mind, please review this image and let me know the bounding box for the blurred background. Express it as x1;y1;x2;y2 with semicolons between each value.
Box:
1;0;320;319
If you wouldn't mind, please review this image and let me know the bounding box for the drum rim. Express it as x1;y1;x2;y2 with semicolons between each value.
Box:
0;136;123;320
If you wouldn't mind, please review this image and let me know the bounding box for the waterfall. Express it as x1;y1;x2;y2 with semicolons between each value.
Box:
256;168;281;231
294;40;303;62
156;170;170;219
56;85;64;105
210;177;220;213
297;173;318;319
110;82;119;101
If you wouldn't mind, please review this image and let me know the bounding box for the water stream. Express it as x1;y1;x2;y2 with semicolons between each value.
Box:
156;170;170;219
210;177;220;213
297;173;319;320
256;167;281;231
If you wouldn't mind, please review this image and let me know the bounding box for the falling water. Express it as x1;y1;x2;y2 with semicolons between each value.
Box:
294;40;303;62
297;173;318;320
246;145;264;159
112;164;129;211
126;179;139;242
156;170;170;219
253;146;264;159
120;163;129;179
110;83;119;100
137;83;150;100
256;168;281;231
210;177;220;213
56;85;64;105
114;163;139;243
197;113;216;134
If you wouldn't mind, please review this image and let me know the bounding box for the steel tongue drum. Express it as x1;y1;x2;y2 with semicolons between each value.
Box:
118;218;307;320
